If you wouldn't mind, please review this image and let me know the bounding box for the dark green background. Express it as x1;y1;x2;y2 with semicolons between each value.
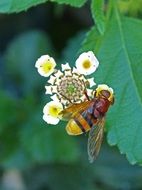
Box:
0;1;142;190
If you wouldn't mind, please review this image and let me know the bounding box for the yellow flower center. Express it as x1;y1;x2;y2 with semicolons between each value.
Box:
42;61;53;74
49;105;62;117
82;59;91;69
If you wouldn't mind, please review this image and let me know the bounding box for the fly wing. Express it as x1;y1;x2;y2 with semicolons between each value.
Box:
59;100;94;121
87;118;105;163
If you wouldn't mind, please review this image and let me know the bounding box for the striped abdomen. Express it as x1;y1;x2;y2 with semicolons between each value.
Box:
65;98;110;135
66;104;97;135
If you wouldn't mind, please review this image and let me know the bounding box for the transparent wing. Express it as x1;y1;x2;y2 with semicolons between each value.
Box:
87;118;105;163
59;100;94;121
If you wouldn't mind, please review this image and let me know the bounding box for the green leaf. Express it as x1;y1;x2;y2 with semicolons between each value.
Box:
0;0;87;13
0;0;47;13
81;26;101;54
91;0;105;34
82;9;142;165
118;0;142;16
49;0;87;7
4;30;52;95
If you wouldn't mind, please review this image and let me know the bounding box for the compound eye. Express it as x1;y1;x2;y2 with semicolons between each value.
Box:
101;90;110;98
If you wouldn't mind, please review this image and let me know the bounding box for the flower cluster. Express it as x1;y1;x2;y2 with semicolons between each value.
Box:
35;51;99;125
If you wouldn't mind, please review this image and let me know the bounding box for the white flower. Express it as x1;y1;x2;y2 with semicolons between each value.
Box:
45;85;58;94
51;94;68;106
50;94;60;102
78;75;87;81
35;55;56;77
61;63;71;71
87;89;94;98
43;101;63;125
64;70;72;76
52;86;58;93
54;70;63;78
75;51;99;75
44;62;89;105
48;75;56;85
45;86;52;95
72;67;78;74
87;78;96;87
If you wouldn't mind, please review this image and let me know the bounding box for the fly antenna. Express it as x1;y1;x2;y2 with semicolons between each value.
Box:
82;80;90;101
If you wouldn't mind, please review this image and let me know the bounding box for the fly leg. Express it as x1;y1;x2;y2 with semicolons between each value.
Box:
84;90;90;101
82;80;90;101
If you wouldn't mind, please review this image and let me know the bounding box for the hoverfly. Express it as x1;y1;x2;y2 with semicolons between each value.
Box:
59;84;114;163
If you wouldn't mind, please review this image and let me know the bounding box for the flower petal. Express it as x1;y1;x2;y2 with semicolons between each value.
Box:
79;75;87;82
61;63;71;71
35;55;56;77
88;51;99;68
51;94;60;102
87;78;96;87
72;67;79;74
87;89;94;98
75;51;99;75
54;70;63;78
43;114;60;125
48;75;56;85
64;70;72;76
43;101;63;125
52;86;58;93
45;86;52;95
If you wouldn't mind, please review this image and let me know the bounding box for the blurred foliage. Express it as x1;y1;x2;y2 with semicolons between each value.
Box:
0;0;142;189
23;144;142;190
118;0;142;17
0;0;87;13
0;29;81;168
4;31;51;95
